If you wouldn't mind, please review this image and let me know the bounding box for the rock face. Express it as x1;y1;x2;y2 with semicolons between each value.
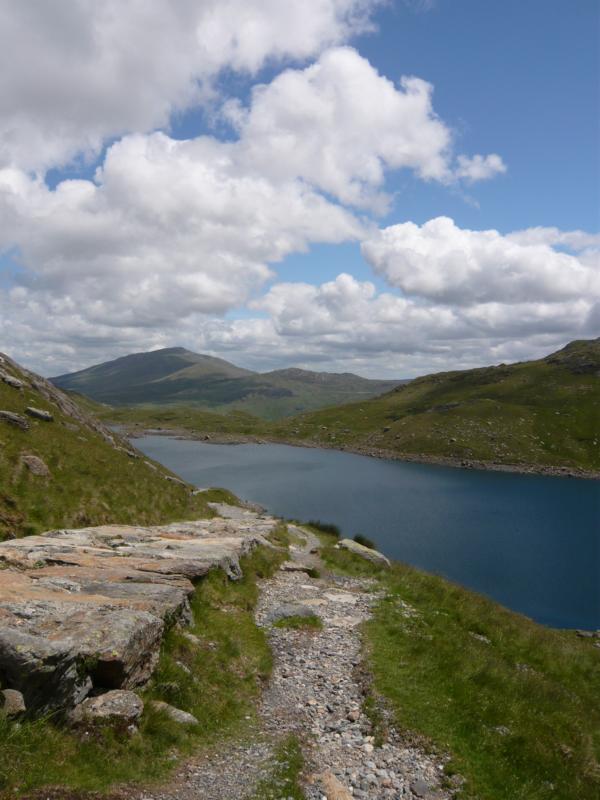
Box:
25;406;53;422
151;700;199;725
1;688;26;716
20;454;50;477
338;539;391;568
0;369;24;390
0;506;277;716
0;410;29;430
266;603;319;624
69;690;144;727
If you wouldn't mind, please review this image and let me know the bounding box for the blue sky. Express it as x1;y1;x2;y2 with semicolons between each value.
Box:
0;1;598;377
172;1;599;232
169;0;599;299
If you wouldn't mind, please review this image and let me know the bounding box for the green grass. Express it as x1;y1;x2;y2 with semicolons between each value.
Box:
0;361;223;540
251;735;306;800
321;540;600;800
271;338;600;473
353;533;376;549
305;519;342;538
54;346;398;421
273;614;323;630
104;403;269;436
0;547;285;796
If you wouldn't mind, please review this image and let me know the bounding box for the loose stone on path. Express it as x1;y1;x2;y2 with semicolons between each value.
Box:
139;524;450;800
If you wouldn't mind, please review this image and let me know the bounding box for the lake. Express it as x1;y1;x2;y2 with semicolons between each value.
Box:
134;436;600;630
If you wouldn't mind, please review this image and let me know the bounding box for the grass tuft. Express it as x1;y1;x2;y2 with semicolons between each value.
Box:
273;614;323;631
353;533;377;550
305;519;341;538
251;735;306;799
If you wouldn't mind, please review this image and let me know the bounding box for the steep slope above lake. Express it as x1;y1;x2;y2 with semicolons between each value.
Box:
0;353;217;539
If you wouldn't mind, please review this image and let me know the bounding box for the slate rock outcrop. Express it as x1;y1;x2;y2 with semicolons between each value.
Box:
0;505;277;717
338;538;391;568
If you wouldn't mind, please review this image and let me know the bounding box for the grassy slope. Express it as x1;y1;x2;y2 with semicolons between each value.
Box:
51;347;400;420
314;529;600;800
272;339;600;472
0;355;216;540
105;404;270;438
103;339;600;473
0;545;286;796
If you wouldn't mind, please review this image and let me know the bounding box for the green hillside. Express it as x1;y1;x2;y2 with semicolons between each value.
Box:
0;353;219;540
271;338;600;473
51;347;402;420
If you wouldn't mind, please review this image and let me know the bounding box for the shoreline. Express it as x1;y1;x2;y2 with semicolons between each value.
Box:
122;424;600;481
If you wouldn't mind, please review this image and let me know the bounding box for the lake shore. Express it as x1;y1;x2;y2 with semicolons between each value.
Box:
122;424;600;481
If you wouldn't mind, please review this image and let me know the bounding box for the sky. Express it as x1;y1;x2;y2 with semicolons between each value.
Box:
0;0;598;378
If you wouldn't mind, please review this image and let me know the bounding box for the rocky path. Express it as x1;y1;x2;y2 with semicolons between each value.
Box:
144;526;450;800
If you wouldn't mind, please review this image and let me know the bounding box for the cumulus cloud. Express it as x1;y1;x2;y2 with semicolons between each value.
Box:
229;48;452;209
506;226;600;251
0;131;362;333
0;0;381;171
361;216;600;305
2;2;572;379
455;153;506;182
0;35;513;374
196;267;599;377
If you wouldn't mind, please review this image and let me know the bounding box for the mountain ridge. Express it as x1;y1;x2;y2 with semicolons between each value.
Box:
50;347;404;419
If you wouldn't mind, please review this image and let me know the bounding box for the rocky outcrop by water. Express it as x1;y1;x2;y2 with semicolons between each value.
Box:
0;504;277;716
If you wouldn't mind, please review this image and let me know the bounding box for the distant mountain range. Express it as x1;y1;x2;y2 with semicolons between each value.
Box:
51;347;405;419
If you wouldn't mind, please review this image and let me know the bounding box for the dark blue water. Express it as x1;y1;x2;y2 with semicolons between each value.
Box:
135;437;600;630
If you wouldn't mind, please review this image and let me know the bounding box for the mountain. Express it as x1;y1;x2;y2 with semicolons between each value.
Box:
51;347;404;419
0;352;220;540
272;338;600;474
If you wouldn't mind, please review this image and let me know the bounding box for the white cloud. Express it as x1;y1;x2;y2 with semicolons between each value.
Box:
0;131;362;334
195;268;598;377
506;226;600;251
2;3;570;380
361;216;600;305
0;0;382;172
455;153;506;182
0;34;513;375
229;48;453;209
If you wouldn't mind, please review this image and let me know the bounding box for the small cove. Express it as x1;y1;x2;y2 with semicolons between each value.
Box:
134;436;600;630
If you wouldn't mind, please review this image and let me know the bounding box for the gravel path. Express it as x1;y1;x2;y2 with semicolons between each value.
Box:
141;527;450;800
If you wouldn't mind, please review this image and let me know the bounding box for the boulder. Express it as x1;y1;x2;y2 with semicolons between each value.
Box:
1;688;26;717
20;454;50;477
150;700;199;725
279;561;316;575
70;690;143;727
266;603;319;624
0;411;29;430
0;370;24;389
25;406;53;422
338;539;390;568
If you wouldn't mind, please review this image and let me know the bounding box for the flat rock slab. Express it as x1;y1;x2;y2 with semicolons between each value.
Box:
266;603;320;624
338;539;391;568
0;506;277;715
